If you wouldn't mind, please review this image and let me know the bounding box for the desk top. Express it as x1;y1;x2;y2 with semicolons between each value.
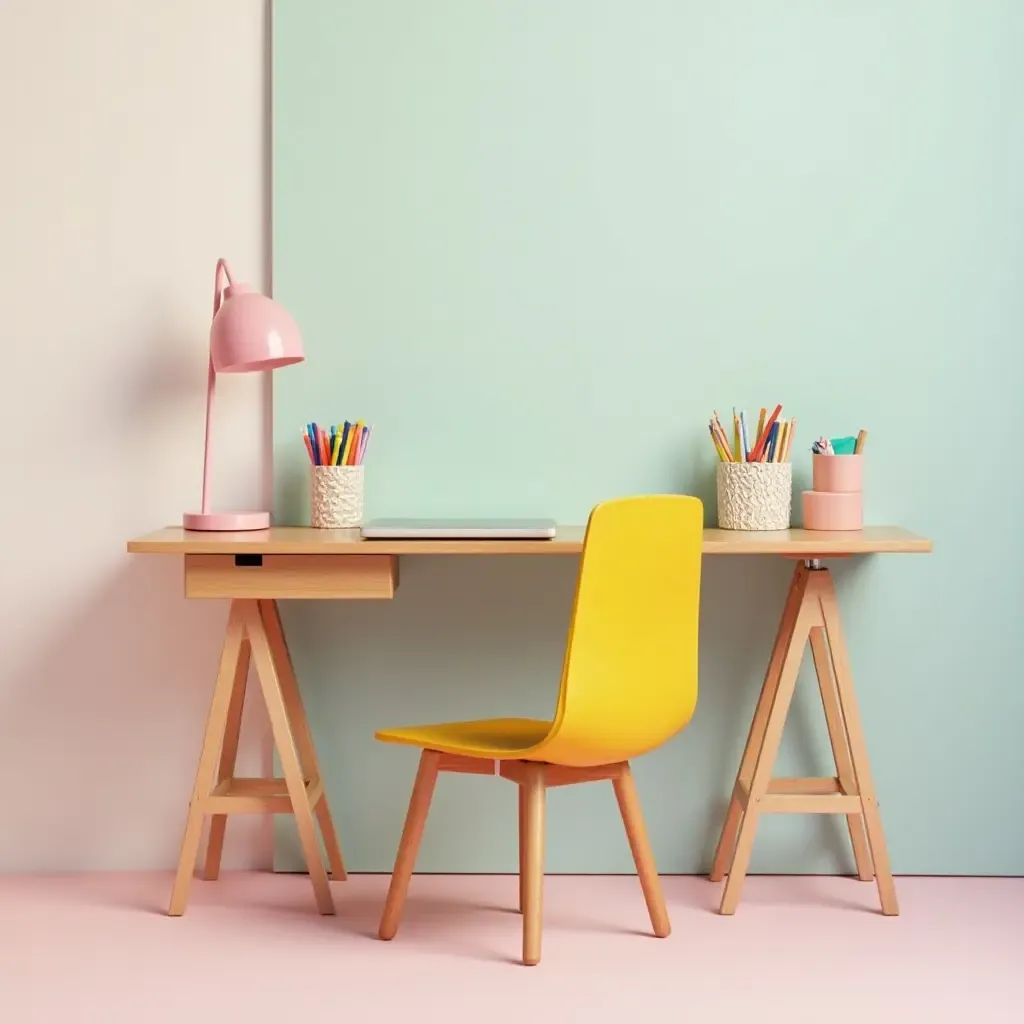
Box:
128;525;931;557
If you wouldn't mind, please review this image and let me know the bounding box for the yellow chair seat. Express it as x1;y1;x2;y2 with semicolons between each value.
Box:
375;717;552;759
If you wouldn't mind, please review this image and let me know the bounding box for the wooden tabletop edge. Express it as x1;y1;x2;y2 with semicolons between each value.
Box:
126;525;932;556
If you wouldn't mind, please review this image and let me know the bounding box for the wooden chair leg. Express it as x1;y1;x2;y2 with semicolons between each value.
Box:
520;763;546;966
613;765;670;938
259;600;347;880
202;637;251;881
817;577;899;915
244;602;335;916
518;783;527;913
711;565;807;882
719;589;816;915
379;750;442;940
809;624;873;882
168;602;248;916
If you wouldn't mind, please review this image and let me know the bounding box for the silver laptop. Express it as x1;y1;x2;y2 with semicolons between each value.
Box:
360;517;557;540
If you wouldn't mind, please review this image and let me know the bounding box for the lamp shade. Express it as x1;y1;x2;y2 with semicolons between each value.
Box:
210;283;304;373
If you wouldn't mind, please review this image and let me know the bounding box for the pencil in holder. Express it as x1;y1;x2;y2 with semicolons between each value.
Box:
717;462;792;531
310;465;365;528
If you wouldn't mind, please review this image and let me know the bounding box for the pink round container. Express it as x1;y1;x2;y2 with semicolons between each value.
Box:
803;490;863;531
812;454;863;493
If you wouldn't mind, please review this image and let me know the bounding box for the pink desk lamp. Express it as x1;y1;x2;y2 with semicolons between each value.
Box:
183;259;303;531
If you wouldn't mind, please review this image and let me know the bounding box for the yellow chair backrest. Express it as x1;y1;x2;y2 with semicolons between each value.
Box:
530;495;703;767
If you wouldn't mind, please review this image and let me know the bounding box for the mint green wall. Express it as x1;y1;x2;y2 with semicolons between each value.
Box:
272;2;1023;874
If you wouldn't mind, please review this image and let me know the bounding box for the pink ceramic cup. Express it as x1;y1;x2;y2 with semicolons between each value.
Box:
803;490;863;531
812;453;863;493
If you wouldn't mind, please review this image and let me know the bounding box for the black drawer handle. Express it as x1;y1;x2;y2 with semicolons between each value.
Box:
234;554;264;568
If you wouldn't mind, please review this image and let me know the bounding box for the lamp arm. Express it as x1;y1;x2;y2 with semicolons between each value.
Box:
198;259;235;514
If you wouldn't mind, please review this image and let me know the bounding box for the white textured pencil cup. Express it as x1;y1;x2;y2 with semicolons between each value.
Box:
310;466;365;528
717;462;792;531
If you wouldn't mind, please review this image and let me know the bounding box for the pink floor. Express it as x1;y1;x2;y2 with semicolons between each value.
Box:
2;873;1021;1022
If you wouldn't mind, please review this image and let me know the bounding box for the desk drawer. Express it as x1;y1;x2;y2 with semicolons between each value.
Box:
184;554;397;600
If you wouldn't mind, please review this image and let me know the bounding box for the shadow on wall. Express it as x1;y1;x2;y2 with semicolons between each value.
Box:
0;557;268;872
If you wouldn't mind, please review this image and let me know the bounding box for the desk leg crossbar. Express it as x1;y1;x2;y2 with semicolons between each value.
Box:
168;599;346;916
710;562;898;916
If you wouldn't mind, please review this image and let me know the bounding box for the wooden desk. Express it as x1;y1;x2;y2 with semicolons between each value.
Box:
128;525;930;917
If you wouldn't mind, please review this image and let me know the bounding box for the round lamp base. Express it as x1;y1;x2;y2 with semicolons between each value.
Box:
183;510;271;532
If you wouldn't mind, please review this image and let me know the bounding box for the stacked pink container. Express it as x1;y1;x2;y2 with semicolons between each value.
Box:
803;455;863;531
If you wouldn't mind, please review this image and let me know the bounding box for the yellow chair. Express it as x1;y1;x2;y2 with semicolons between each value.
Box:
375;495;703;965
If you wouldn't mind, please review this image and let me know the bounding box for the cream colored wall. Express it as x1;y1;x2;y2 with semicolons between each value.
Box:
0;1;272;869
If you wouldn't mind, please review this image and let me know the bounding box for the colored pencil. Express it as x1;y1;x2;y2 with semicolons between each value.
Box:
709;424;727;461
712;418;733;461
712;411;734;460
340;422;355;465
349;420;365;465
336;422;351;465
750;404;783;462
775;420;789;463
